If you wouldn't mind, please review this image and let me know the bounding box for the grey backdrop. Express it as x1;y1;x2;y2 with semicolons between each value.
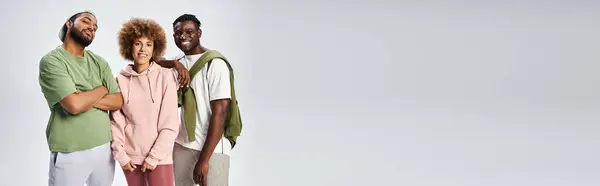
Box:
1;0;600;185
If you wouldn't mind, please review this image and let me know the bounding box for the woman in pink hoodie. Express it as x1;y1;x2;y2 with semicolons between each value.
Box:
110;18;179;186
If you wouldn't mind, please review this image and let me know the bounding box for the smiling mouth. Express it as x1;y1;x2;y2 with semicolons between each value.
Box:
82;30;92;37
137;53;148;58
181;41;191;46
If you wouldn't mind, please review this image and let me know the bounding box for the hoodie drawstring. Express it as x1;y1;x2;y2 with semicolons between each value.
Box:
147;69;155;103
126;64;155;104
127;78;132;104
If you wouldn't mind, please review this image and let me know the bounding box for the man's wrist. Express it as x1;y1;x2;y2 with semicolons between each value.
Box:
173;60;182;68
198;154;210;164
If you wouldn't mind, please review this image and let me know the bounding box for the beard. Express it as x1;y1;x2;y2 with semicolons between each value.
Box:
69;28;93;47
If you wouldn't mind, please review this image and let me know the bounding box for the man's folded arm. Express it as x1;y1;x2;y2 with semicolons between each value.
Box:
39;56;108;115
60;86;108;115
94;93;124;111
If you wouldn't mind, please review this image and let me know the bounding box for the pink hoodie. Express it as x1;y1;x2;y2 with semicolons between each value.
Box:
110;62;180;167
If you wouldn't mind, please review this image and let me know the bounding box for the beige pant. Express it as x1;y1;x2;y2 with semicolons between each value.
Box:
173;143;230;186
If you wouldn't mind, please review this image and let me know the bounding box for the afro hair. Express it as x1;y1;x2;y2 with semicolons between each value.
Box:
118;18;167;62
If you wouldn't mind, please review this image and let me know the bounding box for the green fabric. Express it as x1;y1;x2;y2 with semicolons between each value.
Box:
177;50;243;148
38;46;120;152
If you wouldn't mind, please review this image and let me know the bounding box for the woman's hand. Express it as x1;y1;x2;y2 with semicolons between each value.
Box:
122;161;137;172
141;161;156;172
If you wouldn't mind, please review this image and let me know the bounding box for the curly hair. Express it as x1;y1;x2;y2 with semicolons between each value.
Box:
118;18;166;62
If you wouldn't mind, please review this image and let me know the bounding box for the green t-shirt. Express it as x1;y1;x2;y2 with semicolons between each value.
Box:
38;46;120;152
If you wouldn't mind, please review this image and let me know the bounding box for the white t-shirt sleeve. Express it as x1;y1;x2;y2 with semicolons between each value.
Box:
206;59;231;101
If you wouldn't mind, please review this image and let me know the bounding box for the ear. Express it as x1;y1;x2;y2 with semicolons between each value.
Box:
66;20;73;29
197;28;203;38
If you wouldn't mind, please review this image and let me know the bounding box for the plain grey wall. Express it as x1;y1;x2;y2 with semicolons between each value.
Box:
1;0;600;185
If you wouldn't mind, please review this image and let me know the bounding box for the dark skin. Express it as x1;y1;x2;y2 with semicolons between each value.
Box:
59;13;123;114
155;56;190;88
166;20;230;186
195;99;229;186
154;28;195;88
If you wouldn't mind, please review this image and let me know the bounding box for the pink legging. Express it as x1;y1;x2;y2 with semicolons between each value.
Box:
123;164;174;186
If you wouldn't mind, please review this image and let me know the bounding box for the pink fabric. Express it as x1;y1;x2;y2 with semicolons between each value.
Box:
110;62;180;167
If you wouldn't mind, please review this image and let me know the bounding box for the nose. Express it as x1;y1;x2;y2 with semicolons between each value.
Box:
139;45;146;52
179;34;188;40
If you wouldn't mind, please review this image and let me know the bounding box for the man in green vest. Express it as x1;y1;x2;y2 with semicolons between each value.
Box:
38;11;123;186
155;13;241;186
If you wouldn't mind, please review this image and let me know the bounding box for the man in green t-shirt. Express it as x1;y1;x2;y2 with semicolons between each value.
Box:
38;11;123;186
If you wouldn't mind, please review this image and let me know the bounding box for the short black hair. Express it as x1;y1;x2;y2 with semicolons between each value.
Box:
59;11;96;42
172;14;201;29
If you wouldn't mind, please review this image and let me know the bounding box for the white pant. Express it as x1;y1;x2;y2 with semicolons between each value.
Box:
48;142;115;186
173;143;230;186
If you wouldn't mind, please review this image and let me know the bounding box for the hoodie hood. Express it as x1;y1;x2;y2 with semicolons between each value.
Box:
120;61;162;77
120;62;162;104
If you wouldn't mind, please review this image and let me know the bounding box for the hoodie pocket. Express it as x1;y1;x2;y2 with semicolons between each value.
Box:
123;120;159;158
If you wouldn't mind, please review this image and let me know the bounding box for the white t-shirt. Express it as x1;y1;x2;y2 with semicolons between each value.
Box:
174;52;232;156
